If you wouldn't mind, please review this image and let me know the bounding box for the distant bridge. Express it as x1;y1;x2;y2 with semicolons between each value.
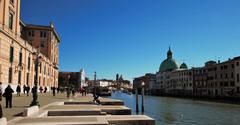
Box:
106;84;132;91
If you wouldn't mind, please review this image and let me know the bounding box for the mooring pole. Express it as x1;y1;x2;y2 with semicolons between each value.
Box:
135;89;139;113
141;87;144;113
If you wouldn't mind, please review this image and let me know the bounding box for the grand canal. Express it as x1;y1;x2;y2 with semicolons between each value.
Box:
109;92;240;125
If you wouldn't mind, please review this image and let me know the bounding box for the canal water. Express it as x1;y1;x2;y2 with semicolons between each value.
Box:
109;91;240;125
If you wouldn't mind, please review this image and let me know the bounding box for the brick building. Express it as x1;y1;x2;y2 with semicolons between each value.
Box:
194;57;240;97
0;0;60;91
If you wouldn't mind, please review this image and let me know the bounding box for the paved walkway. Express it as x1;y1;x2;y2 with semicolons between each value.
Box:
1;92;83;121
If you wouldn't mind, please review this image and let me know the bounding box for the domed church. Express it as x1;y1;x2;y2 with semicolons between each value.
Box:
152;47;191;96
159;47;179;72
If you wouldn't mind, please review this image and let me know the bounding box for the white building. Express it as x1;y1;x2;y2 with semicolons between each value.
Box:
93;80;113;87
79;69;87;87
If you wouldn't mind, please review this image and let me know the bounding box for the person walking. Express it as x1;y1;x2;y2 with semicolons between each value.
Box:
16;84;21;96
66;88;71;98
44;86;47;93
4;85;14;108
52;87;56;96
23;85;26;94
39;86;43;93
72;88;75;97
57;87;60;93
26;85;30;96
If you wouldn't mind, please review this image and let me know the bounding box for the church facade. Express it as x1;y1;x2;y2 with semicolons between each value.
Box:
155;48;193;96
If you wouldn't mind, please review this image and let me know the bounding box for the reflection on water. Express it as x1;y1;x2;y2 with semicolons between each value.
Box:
109;91;240;125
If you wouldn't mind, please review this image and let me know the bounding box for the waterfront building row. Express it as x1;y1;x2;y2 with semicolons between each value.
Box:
0;0;60;91
134;48;240;98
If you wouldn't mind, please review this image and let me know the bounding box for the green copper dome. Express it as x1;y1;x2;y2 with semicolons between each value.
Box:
180;63;188;69
159;58;179;72
159;47;179;72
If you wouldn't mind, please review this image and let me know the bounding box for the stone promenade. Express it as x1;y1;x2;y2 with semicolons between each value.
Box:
1;92;78;121
1;92;155;125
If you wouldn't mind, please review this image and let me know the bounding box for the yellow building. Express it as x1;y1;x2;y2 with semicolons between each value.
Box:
0;0;60;91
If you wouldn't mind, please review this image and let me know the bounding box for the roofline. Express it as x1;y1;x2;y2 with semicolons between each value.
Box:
20;19;26;26
24;23;61;43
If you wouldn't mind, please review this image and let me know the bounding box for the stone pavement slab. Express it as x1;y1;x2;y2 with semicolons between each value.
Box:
9;115;155;125
43;105;131;115
9;117;109;125
1;92;90;121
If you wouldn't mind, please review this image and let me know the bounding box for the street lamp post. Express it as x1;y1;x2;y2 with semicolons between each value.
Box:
68;75;71;86
30;51;41;106
93;72;97;96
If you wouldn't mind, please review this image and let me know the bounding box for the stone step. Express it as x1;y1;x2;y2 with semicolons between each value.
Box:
9;115;155;125
9;117;109;125
47;109;103;116
44;105;131;115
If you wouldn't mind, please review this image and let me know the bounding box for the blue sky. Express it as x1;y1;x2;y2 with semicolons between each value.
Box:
21;0;240;81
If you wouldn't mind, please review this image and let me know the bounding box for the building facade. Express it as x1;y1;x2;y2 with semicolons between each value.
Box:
133;73;156;94
151;47;240;98
0;0;60;91
155;47;193;96
194;57;240;97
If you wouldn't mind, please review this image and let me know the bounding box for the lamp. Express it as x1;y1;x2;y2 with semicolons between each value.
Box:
30;50;42;106
141;81;145;113
141;82;145;87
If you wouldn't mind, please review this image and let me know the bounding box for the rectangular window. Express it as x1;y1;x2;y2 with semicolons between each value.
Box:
39;76;41;86
40;31;43;37
8;67;12;83
220;82;223;87
32;31;35;37
237;62;239;66
41;41;45;48
19;52;22;66
43;78;45;86
40;63;42;73
9;46;14;63
224;65;228;70
230;81;235;86
28;31;34;37
28;56;31;70
224;82;228;87
221;66;224;70
9;12;14;30
44;32;47;37
26;73;29;85
40;31;47;38
237;74;239;83
18;71;21;84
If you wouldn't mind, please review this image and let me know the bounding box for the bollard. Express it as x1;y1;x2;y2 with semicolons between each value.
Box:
135;89;139;113
141;87;144;113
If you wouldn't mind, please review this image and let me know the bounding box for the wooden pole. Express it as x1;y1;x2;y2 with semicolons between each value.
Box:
135;89;139;113
142;87;144;113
